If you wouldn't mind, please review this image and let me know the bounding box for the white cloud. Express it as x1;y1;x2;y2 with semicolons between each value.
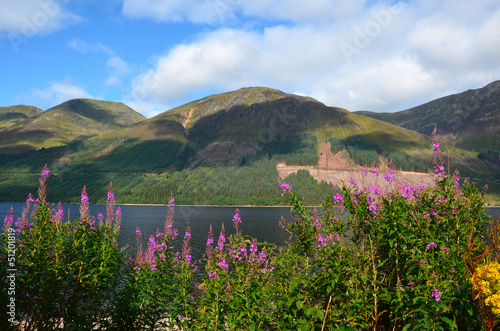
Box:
130;29;259;102
107;56;132;76
121;0;238;24
125;0;500;115
121;0;368;25
105;56;133;86
122;99;168;118
105;76;123;87
16;79;93;110
67;38;113;54
0;0;81;35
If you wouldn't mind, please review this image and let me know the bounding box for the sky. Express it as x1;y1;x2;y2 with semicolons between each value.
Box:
1;0;499;118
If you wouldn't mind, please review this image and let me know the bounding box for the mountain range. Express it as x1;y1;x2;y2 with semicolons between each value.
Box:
0;82;498;204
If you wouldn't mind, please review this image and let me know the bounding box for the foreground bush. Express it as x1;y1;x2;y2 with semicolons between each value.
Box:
1;133;499;330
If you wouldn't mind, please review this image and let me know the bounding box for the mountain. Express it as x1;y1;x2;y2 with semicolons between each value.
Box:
0;99;146;153
355;81;500;153
103;87;430;169
0;86;498;204
0;105;43;131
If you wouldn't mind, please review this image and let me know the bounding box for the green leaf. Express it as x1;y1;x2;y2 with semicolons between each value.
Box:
296;300;304;309
440;316;457;329
402;323;412;331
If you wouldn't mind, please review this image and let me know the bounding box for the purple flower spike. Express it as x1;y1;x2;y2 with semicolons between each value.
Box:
431;288;442;301
280;182;292;192
333;193;344;205
427;242;438;250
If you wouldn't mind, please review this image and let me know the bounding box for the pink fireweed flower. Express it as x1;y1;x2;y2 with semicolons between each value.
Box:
434;166;446;177
168;197;175;205
41;168;49;179
249;238;258;256
184;229;191;239
427;242;438;250
280;182;292;192
206;236;214;246
3;207;14;232
107;192;115;203
26;195;35;204
333;193;344;205
232;208;241;233
432;142;441;155
384;174;392;182
368;203;379;214
361;169;368;176
372;168;379;176
349;177;358;187
431;288;442;301
217;223;226;251
257;251;267;263
217;259;229;270
232;208;241;225
79;186;90;219
208;271;218;279
316;235;329;249
81;192;89;204
313;218;322;227
97;213;103;221
54;207;64;224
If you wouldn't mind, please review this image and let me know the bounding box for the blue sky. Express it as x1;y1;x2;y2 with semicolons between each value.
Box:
1;0;499;118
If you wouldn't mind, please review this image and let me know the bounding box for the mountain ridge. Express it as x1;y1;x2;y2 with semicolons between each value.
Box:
0;84;498;204
354;81;500;152
0;99;146;153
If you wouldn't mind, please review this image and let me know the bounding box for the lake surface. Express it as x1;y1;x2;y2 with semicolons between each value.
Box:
1;202;499;265
0;202;292;263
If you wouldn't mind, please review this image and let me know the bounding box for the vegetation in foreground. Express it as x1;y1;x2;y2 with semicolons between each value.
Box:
1;134;500;330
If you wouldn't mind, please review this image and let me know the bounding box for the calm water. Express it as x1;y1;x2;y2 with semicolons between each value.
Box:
0;202;292;263
1;202;499;263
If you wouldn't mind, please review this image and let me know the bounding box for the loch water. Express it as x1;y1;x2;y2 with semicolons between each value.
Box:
1;202;499;264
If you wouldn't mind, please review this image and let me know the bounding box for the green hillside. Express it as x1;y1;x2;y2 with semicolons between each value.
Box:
0;105;43;131
355;81;500;153
0;87;498;204
0;99;146;154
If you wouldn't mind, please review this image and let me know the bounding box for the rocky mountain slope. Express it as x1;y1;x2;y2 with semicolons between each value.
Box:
355;81;500;153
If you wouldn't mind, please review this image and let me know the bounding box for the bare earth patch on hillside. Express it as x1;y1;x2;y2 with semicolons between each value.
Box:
278;142;436;190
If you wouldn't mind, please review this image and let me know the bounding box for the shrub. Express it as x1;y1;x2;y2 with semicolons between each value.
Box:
1;131;497;330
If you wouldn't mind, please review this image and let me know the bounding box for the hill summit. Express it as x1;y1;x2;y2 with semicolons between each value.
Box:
0;99;146;153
